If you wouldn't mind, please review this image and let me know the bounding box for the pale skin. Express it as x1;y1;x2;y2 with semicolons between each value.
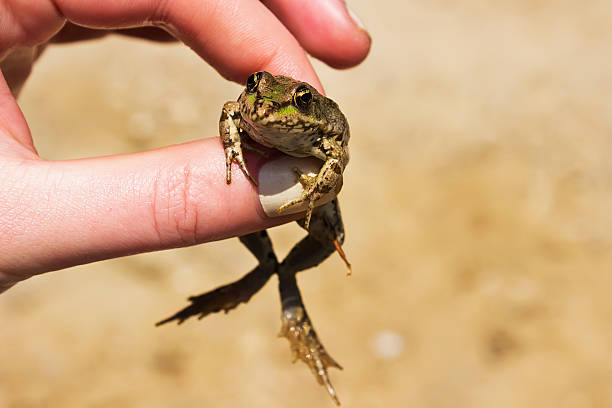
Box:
0;0;370;292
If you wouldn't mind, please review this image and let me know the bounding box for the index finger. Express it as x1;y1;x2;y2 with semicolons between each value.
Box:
54;0;324;91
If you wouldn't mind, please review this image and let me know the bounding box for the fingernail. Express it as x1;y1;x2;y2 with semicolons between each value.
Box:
344;2;368;32
258;157;340;217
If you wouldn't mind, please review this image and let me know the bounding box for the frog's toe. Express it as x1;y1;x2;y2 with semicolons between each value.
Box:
242;166;258;186
277;195;306;214
333;238;352;275
277;195;315;231
225;146;258;186
279;305;342;405
292;167;317;189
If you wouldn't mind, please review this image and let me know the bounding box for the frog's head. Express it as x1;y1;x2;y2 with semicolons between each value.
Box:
238;71;339;135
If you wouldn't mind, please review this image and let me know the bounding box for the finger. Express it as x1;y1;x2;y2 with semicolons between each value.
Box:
262;0;371;69
0;138;305;280
0;72;37;154
53;0;324;91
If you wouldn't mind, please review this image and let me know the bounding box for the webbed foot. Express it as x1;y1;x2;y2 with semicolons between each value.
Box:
156;263;275;326
278;255;342;405
279;304;342;405
157;232;278;326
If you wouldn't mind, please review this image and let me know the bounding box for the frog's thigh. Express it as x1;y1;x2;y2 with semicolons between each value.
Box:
306;198;345;245
279;202;345;273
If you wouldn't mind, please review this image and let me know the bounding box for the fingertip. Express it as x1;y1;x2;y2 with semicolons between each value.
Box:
263;0;371;69
309;0;372;69
320;30;371;70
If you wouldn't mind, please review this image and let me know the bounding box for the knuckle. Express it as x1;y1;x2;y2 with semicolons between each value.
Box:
151;163;200;247
150;0;171;23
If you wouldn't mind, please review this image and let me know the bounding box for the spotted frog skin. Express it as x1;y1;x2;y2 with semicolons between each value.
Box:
221;71;349;228
157;72;351;405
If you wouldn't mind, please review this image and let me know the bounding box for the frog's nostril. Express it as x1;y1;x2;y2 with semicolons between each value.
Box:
255;99;279;117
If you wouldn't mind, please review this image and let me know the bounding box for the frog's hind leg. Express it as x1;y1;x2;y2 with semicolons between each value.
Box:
156;231;278;326
276;199;347;405
278;268;342;405
296;197;351;274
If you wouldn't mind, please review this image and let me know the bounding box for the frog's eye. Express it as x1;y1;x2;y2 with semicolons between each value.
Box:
246;72;262;93
293;85;312;110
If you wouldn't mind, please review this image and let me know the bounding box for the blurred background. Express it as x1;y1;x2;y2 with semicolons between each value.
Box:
3;0;612;406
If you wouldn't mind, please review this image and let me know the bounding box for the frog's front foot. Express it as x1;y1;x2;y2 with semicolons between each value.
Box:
277;159;342;230
220;102;258;186
279;305;342;406
224;143;258;186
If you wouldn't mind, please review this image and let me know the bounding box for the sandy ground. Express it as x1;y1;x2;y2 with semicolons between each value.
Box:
3;1;612;407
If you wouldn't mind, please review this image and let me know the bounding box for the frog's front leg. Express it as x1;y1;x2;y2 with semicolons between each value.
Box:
278;156;343;230
219;101;257;186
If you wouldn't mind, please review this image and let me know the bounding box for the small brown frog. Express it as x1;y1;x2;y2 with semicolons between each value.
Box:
157;72;351;405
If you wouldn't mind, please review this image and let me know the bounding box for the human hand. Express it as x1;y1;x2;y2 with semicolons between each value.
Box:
0;0;370;291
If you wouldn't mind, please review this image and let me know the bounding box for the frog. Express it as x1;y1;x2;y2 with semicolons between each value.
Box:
156;71;351;405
